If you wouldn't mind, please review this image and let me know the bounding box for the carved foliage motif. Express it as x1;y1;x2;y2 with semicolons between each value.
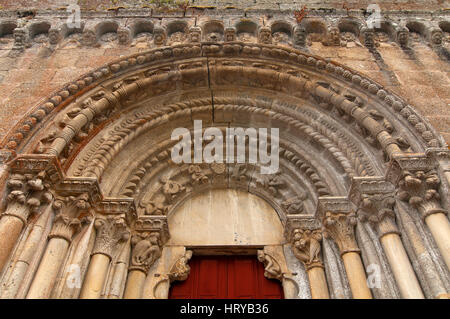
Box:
49;193;90;242
291;228;323;270
350;178;399;238
397;169;447;219
5;171;53;217
322;211;359;255
168;250;193;282
92;215;130;258
358;193;398;238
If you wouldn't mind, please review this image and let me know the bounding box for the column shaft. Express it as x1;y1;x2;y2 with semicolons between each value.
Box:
79;253;110;299
0;207;27;272
123;270;146;299
306;267;330;299
424;213;450;270
1;206;51;298
380;234;424;298
26;237;69;298
342;252;372;299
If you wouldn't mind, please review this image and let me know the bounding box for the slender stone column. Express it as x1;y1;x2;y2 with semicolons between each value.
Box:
26;193;89;298
340;251;371;299
290;228;329;299
0;172;52;273
1;205;52;298
319;197;372;299
104;241;131;299
79;215;130;299
381;234;424;298
396;202;448;299
350;177;424;299
124;232;162;299
423;213;450;269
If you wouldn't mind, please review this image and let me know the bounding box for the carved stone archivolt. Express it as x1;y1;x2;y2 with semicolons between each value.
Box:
0;20;449;299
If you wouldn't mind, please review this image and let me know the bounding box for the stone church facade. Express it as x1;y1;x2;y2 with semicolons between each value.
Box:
0;0;449;299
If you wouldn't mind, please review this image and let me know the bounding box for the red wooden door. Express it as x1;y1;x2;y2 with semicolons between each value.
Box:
169;255;284;299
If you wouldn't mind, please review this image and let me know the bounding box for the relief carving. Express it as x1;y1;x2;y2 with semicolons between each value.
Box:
92;215;130;258
397;169;447;219
291;228;323;270
129;232;162;274
49;193;90;242
257;250;282;280
168;250;193;282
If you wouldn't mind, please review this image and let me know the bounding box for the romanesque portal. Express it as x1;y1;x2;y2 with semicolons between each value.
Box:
0;6;449;299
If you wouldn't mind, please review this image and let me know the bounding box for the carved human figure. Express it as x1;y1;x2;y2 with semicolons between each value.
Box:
82;29;97;47
48;29;60;45
431;30;443;46
225;28;236;42
257;250;282;280
189;27;201;43
397;30;409;47
118;29;131;45
258;27;272;44
291;229;322;268
293;26;306;47
267;173;285;195
161;176;186;201
327;27;340;46
206;32;222;42
139;199;168;215
13;28;28;50
188;165;209;184
282;195;306;214
130;232;161;273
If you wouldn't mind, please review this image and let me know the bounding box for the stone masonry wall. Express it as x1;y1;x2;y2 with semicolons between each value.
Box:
0;1;449;144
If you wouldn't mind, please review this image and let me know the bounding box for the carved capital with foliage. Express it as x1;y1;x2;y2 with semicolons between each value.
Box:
387;154;447;220
318;197;360;255
49;193;90;242
3;171;53;222
92;214;130;259
350;177;399;238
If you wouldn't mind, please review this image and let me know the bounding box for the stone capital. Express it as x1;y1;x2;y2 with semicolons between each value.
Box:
3;170;54;223
290;228;324;270
349;177;399;238
387;154;447;220
129;231;162;274
92;214;130;259
49;193;90;241
318;197;360;255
